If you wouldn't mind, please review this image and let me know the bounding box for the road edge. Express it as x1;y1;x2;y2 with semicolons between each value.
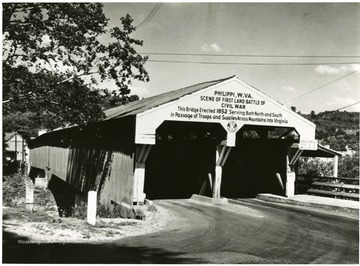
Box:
256;193;359;217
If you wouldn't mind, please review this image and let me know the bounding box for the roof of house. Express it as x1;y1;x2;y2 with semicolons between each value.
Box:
104;76;235;120
4;132;16;142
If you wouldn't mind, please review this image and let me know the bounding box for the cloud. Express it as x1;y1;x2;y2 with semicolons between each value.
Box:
326;96;357;108
315;64;360;75
339;64;360;72
282;86;296;92
333;80;353;92
315;65;342;75
200;43;224;53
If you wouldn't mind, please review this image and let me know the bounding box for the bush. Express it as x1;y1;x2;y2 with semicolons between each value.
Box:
71;201;147;220
71;202;87;219
3;172;26;206
97;203;129;219
134;208;146;220
339;152;359;179
3;161;20;176
147;204;158;213
298;157;333;177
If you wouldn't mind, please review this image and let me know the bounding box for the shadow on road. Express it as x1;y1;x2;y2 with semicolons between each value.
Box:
3;230;207;264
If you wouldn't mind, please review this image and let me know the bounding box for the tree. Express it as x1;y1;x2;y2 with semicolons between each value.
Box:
338;152;359;179
3;3;149;129
3;65;108;130
310;110;316;119
298;157;333;177
303;110;359;151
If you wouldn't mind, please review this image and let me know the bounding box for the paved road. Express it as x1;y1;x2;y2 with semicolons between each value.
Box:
3;199;359;263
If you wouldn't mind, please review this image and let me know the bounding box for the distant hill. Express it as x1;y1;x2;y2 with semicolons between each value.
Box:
299;111;359;152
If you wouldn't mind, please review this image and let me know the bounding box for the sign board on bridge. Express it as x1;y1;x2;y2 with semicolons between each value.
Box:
135;77;316;145
299;139;318;150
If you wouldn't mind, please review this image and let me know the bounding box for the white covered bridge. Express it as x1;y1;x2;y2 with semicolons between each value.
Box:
29;76;340;215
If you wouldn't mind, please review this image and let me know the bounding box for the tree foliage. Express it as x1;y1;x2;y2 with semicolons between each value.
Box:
297;109;359;179
3;3;149;130
298;158;333;177
3;172;26;206
3;66;106;130
338;152;359;179
300;110;359;151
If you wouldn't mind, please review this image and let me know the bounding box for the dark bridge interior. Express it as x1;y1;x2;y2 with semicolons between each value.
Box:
144;121;224;199
221;139;288;198
144;122;297;200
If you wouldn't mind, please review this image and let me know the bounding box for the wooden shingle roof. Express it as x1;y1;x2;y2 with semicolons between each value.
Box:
104;76;235;120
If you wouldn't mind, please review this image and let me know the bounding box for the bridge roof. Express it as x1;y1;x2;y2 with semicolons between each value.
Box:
32;75;317;146
292;143;343;158
104;76;234;120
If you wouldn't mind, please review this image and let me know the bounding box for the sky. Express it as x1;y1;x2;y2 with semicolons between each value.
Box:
101;2;360;113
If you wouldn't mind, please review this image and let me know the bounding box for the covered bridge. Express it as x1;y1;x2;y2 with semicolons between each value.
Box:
28;75;336;215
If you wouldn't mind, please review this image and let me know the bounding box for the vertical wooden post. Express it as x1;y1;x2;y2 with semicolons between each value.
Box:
25;185;34;211
134;145;152;204
14;132;18;163
213;145;232;199
333;155;339;177
285;153;295;197
213;166;222;199
134;162;146;204
22;137;25;164
285;172;295;197
288;146;304;197
87;191;97;226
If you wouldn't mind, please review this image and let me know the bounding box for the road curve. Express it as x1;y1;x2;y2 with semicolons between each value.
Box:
114;199;359;264
3;198;358;263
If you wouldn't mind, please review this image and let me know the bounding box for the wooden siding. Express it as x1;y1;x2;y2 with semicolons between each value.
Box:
66;148;110;192
49;147;70;181
99;151;134;206
30;145;135;207
30;146;70;181
28;117;137;207
30;146;49;172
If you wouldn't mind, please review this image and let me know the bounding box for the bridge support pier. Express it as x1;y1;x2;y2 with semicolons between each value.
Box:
286;150;296;198
213;145;232;199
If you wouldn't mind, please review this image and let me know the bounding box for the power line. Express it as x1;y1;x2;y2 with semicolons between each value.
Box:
148;59;360;66
283;69;360;104
336;101;360;111
136;3;161;28
142;52;360;58
317;101;360;117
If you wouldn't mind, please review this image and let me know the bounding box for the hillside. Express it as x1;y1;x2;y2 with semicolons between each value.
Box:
300;111;359;152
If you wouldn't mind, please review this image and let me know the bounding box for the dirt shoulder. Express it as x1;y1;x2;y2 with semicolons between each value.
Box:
2;203;172;244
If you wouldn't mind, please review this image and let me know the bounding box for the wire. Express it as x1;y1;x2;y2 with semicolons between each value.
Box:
142;52;360;58
283;70;360;104
148;59;360;66
316;101;360;118
136;3;161;29
336;101;360;111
